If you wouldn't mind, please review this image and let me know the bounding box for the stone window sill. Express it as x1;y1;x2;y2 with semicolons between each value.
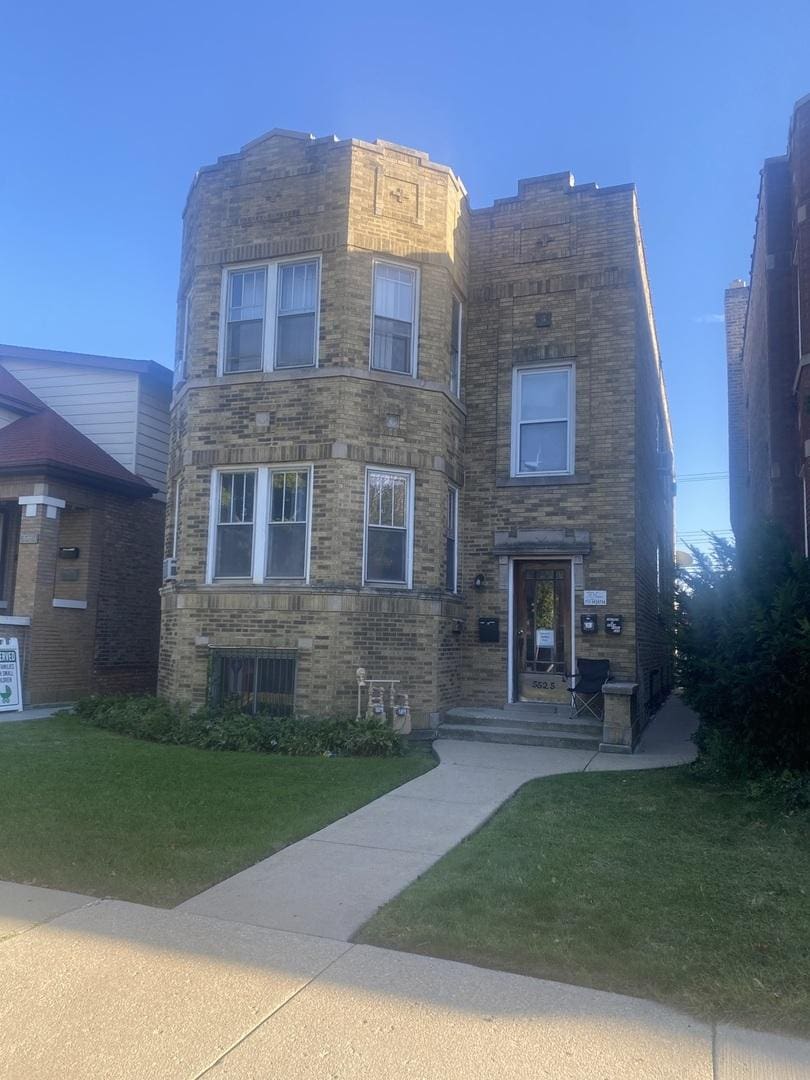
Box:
497;473;591;488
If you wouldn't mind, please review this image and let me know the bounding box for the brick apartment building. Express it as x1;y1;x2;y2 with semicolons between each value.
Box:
0;345;170;704
160;129;674;750
726;93;810;552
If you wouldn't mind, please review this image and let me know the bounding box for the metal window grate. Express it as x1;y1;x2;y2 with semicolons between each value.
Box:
209;648;297;717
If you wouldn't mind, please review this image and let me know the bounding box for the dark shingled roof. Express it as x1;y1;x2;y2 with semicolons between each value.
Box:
0;364;156;496
0;364;44;413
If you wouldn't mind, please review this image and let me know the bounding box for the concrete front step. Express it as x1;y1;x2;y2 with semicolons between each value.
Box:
444;707;601;739
436;723;601;751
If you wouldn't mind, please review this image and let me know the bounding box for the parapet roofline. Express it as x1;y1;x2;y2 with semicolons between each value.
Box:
186;127;468;211
471;173;635;213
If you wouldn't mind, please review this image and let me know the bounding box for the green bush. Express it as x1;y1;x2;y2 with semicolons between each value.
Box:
69;696;405;757
677;522;810;791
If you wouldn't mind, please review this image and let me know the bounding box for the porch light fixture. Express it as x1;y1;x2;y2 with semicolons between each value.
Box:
473;573;485;590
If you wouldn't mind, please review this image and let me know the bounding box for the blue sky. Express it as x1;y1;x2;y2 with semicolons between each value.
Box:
2;0;808;547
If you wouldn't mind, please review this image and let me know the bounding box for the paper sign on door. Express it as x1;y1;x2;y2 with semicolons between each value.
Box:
536;628;555;649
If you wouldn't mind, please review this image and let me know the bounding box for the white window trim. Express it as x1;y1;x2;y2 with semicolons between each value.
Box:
450;295;463;398
510;363;575;478
362;466;415;590
447;484;459;594
369;259;420;378
174;291;192;386
171;480;180;560
217;256;322;377
206;465;314;585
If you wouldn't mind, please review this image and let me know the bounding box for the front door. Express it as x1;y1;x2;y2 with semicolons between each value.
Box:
514;561;571;703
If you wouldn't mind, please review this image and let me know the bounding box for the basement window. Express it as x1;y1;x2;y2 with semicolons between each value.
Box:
209;649;297;716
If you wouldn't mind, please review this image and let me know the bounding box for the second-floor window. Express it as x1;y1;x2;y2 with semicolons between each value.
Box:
222;259;320;375
511;365;574;477
209;467;312;583
450;296;462;397
371;262;418;375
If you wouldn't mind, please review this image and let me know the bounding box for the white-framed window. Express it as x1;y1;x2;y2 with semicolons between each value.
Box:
445;486;459;593
371;261;418;375
171;480;181;560
267;469;310;579
511;365;574;477
174;291;192;386
207;466;313;584
220;258;320;375
450;295;462;397
0;509;9;606
363;468;414;588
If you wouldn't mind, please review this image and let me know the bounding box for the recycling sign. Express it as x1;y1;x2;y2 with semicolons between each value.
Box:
0;638;22;712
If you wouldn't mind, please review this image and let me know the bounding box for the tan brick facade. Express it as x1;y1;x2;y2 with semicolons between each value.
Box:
160;130;673;735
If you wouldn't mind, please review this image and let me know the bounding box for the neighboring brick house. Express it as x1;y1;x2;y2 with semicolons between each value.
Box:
160;129;674;750
0;345;170;704
726;93;810;552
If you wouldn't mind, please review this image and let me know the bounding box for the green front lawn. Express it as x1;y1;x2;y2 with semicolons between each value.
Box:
357;767;810;1037
0;716;433;907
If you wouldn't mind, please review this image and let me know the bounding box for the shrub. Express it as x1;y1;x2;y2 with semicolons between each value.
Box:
68;696;405;757
677;522;810;792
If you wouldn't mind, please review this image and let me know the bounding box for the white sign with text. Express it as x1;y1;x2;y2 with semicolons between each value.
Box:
0;637;22;712
583;590;607;606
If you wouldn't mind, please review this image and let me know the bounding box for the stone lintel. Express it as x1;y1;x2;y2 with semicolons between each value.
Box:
493;528;591;557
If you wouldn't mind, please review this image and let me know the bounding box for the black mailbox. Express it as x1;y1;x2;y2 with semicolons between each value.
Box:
580;613;598;634
478;617;500;643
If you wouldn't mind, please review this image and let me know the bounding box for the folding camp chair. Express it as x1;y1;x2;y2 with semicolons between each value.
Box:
569;658;611;720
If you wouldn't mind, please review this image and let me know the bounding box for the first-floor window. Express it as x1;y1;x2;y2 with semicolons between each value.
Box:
215;471;255;578
364;469;413;586
267;470;309;579
0;509;9;604
209;466;312;583
445;486;459;593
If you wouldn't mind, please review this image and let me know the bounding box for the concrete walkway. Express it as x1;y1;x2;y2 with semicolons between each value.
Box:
178;694;699;940
1;695;808;1077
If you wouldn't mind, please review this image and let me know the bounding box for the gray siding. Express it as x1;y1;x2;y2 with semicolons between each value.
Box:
1;358;139;472
135;378;171;495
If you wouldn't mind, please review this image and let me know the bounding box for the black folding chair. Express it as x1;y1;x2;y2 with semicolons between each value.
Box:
569;659;611;720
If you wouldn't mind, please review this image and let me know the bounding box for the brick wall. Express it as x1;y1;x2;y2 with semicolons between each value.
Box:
160;132;673;731
0;474;163;703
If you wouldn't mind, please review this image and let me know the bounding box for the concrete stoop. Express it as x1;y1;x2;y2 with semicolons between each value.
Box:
438;704;602;751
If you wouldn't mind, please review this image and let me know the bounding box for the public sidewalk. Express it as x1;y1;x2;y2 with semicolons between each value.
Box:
1;696;808;1077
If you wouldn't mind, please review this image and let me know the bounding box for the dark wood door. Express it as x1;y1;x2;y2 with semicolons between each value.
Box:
514;561;571;702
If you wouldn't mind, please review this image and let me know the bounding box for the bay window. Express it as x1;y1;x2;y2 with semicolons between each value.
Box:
221;258;320;374
371;262;418;375
364;468;414;587
450;295;462;397
208;467;312;583
511;365;574;477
